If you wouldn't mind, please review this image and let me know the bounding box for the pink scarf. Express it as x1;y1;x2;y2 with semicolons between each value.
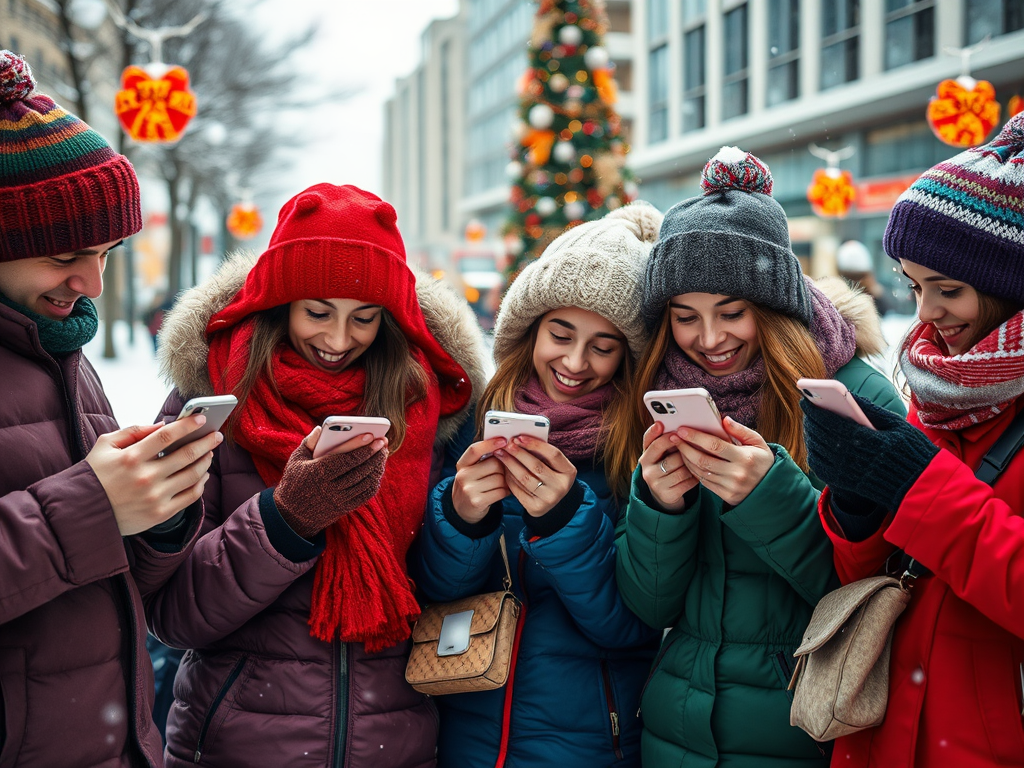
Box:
900;311;1024;430
513;375;615;461
656;278;858;426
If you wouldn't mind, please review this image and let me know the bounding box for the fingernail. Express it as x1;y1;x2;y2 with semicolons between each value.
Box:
495;437;507;447
371;439;385;451
495;449;506;458
194;414;207;426
215;432;224;444
362;433;372;443
514;435;528;445
669;434;681;443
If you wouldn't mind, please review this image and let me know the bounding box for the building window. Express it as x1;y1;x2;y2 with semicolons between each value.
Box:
767;0;799;106
682;26;706;131
821;0;859;90
648;0;670;42
965;0;1024;44
885;0;935;70
722;4;749;120
649;44;669;143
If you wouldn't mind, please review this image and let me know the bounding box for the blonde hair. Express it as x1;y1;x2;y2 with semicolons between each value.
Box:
624;304;827;474
224;306;429;452
477;319;637;498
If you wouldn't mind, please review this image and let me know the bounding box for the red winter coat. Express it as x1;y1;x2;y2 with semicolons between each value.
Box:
0;303;200;768
821;397;1024;767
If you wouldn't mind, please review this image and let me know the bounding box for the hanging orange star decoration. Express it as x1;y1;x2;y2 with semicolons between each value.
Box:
807;168;856;218
114;65;197;143
226;203;263;240
927;76;1001;148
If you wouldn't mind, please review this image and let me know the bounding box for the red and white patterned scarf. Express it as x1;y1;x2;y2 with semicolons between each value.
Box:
900;311;1024;430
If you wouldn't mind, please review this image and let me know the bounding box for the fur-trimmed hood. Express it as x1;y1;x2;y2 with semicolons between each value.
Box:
814;275;887;358
157;250;488;445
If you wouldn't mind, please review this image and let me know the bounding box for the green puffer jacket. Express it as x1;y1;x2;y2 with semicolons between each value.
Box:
616;283;906;768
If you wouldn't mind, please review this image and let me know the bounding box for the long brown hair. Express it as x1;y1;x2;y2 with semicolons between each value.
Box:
224;306;429;452
477;319;638;498
624;303;827;474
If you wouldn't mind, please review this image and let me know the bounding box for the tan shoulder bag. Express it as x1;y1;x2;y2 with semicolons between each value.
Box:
406;534;522;695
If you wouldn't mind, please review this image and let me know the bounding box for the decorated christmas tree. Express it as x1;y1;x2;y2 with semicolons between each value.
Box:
502;0;636;282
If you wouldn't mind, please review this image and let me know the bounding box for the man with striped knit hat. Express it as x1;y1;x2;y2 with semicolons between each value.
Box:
0;51;217;767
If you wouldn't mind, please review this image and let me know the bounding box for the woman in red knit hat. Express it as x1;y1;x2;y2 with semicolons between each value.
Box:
145;183;487;768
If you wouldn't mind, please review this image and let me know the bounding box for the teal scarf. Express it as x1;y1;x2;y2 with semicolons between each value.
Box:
0;293;99;355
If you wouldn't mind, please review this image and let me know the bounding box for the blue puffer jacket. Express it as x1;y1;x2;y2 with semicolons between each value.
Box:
412;416;660;768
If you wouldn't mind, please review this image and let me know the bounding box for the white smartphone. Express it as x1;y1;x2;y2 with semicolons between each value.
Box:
482;411;551;444
160;395;238;456
313;415;392;459
797;378;876;430
437;609;474;657
643;388;729;440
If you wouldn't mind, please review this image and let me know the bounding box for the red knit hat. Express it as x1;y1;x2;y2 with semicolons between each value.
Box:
208;183;470;404
0;51;142;261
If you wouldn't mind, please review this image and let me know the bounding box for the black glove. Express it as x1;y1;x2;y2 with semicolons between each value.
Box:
801;393;938;512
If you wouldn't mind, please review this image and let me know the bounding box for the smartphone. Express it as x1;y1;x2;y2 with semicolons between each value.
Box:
313;415;391;459
482;411;551;445
643;388;729;440
160;395;238;456
437;609;474;657
796;378;876;430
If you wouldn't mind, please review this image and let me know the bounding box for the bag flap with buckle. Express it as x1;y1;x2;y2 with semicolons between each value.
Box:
794;576;908;656
411;591;512;644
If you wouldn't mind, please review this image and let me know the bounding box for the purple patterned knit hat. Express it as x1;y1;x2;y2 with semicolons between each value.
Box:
643;146;812;330
884;112;1024;303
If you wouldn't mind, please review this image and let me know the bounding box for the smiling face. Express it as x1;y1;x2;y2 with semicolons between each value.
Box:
900;259;981;355
668;293;761;376
287;298;383;373
0;240;121;320
531;307;627;402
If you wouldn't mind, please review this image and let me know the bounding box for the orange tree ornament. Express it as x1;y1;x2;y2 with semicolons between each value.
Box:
806;144;856;218
115;65;197;142
926;42;1001;148
226;202;263;240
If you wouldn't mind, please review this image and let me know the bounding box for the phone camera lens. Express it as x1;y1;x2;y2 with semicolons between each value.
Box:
329;425;341;431
651;401;667;414
801;389;814;399
488;418;499;425
194;407;206;415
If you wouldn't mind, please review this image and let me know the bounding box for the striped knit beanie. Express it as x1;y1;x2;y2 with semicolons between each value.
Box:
884;111;1024;303
0;50;142;262
643;146;812;331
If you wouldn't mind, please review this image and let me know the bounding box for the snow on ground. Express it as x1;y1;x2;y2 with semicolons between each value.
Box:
84;322;170;427
82;315;915;430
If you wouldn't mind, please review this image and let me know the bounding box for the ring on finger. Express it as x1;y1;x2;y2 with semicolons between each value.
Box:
535;480;544;491
659;459;669;474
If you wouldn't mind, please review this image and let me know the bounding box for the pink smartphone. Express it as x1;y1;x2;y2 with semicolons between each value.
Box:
313;416;391;459
643;388;729;440
159;395;237;457
482;411;550;444
797;379;876;430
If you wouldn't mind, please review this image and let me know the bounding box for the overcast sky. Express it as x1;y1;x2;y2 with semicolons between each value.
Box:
252;0;459;219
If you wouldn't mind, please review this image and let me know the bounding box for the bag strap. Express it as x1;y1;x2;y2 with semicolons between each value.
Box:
975;406;1024;486
498;533;513;592
895;406;1024;585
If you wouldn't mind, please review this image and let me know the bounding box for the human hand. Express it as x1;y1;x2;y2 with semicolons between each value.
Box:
495;435;577;518
675;417;774;507
274;428;388;538
451;438;511;524
85;416;221;536
638;421;698;512
801;394;937;511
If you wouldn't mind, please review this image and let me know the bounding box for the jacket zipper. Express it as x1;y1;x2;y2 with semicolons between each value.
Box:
193;654;248;763
117;576;148;767
637;634;679;717
333;641;349;768
600;660;623;760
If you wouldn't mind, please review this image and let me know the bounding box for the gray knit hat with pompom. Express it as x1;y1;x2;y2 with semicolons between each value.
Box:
642;146;811;330
494;200;663;362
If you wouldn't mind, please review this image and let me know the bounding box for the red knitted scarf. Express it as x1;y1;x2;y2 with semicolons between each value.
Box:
900;311;1024;430
208;318;439;652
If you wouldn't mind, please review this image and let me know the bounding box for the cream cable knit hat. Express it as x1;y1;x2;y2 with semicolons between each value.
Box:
493;200;663;362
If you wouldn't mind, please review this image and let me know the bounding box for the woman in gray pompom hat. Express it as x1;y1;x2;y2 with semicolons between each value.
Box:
412;202;663;768
615;147;906;768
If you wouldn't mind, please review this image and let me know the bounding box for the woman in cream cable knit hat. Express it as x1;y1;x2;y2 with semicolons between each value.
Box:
412;202;663;768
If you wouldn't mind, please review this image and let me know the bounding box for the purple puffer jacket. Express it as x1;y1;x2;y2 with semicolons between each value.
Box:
0;304;200;768
148;390;437;768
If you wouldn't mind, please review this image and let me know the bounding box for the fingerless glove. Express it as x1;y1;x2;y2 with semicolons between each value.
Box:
274;442;386;538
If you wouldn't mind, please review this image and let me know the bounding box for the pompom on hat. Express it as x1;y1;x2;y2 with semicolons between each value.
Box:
642;146;811;330
0;51;142;262
883;112;1024;304
493;201;664;362
207;183;469;399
